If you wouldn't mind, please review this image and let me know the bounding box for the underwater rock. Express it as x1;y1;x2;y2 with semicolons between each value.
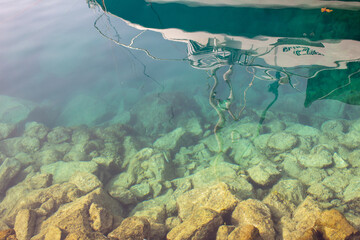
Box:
0;221;9;231
89;203;113;234
286;124;320;146
320;120;345;139
108;216;150;240
108;187;137;205
34;149;63;166
0;229;16;240
107;172;136;191
281;197;322;240
1;183;82;227
0;158;21;195
298;168;328;186
165;217;181;231
247;161;280;187
0;95;35;124
0;123;15;141
63;148;88;162
46;126;71;144
267;132;298;153
271;179;305;206
348;149;360;168
322;170;351;195
129;150;169;184
190;162;254;199
341;130;360;149
24;122;49;141
130;182;151;200
333;152;349;168
306;183;334;201
153;127;186;153
177;182;239;221
228;225;262;240
280;154;302;178
297;144;333;168
14;209;36;240
0;138;21;157
167;207;223;240
253;134;272;153
231;199;275;240
44;226;62;240
344;177;360;213
40;160;99;184
265;120;286;133
132;204;167;225
230;139;258;166
216;225;235;240
69;172;103;193
18;136;41;153
315;209;360;239
184;117;203;137
32;188;123;240
263;191;296;225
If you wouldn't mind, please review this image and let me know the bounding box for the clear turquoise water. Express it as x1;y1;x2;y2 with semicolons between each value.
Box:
1;0;360;235
1;0;359;131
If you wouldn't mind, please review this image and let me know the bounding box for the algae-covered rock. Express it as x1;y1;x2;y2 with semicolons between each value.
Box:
321;120;344;139
130;182;151;200
19;136;41;153
177;182;239;221
306;183;334;201
344;177;360;213
24;122;49;141
297;144;333;168
267;132;298;153
281;154;302;178
271;179;305;206
111;187;137;205
0;158;21;195
0;123;15;141
108;216;150;240
322;171;350;194
69;172;103;193
348;149;360;167
298;168;328;186
341;130;360;149
190;162;254;199
263;191;296;223
247;161;280;187
35;148;63;165
40;161;99;183
47;126;71;144
167;207;223;240
153;127;188;154
231;199;275;240
333;152;349;168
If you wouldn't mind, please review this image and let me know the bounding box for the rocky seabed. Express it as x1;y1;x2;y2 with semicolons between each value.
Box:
0;114;360;240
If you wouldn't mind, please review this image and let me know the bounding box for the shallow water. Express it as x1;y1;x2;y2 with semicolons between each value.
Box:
0;0;360;237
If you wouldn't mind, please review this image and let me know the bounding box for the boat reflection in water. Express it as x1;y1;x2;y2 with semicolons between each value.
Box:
89;0;360;150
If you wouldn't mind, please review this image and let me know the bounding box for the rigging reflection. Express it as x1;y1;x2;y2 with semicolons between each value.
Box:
89;0;360;151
